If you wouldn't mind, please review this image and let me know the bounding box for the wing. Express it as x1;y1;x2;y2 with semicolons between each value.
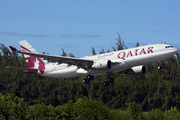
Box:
9;46;94;69
4;66;38;73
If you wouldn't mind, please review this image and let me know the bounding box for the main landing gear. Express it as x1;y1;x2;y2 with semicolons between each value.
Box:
83;74;114;86
103;78;114;86
103;74;114;86
82;75;94;84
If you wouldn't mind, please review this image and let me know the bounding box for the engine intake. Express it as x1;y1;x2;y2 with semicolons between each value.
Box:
92;60;112;70
127;65;146;75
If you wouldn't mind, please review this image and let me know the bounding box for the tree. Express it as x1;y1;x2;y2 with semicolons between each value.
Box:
61;48;67;56
91;47;96;55
0;93;29;119
107;49;110;53
112;33;127;51
69;53;75;57
99;48;105;54
135;41;139;47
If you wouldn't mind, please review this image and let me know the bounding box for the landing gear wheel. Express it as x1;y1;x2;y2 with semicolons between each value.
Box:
103;81;109;86
87;75;94;80
83;75;94;84
107;78;111;82
83;79;89;84
83;79;86;83
158;66;162;70
87;75;91;79
90;76;94;80
107;78;114;82
110;78;114;82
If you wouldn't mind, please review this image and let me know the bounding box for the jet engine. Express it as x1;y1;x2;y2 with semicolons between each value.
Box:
127;65;146;75
92;60;112;70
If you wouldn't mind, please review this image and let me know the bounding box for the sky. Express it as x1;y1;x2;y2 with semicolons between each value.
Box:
0;0;180;57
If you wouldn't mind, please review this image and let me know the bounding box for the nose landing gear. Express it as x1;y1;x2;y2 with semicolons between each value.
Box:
158;61;162;70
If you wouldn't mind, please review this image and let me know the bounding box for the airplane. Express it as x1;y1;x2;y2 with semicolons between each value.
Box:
5;40;178;86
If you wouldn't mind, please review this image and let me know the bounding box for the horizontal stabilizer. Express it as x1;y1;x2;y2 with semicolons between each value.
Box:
9;46;18;51
4;66;38;73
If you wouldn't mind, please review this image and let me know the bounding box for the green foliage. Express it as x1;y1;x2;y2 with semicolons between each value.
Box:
69;53;75;57
123;102;144;120
2;92;180;119
92;47;96;55
146;109;164;120
112;33;127;51
135;41;139;47
99;48;105;54
0;93;28;119
27;103;56;120
61;48;67;56
72;97;112;119
0;93;117;119
164;106;180;120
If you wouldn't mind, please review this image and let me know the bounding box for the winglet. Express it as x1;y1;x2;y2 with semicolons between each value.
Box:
9;46;18;51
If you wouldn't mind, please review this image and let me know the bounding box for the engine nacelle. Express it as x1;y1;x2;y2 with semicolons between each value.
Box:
92;60;112;70
128;65;146;75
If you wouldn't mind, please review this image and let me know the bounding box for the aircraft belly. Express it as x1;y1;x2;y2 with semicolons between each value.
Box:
152;50;176;61
91;62;130;75
42;66;81;78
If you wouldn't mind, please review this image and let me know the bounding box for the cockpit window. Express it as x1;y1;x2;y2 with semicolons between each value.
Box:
165;46;173;48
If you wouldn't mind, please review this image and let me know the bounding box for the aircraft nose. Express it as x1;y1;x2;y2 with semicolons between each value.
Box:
173;48;178;54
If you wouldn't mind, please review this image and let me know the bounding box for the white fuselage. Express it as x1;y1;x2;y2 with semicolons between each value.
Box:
37;44;177;78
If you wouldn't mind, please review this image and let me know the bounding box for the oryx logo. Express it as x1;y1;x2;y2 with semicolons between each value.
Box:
21;45;45;74
100;63;102;67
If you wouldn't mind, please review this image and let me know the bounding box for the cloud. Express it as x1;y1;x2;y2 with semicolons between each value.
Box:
153;30;176;34
77;34;101;38
94;45;106;49
59;34;75;39
21;34;53;38
0;32;19;36
57;44;76;49
41;15;72;19
41;15;83;20
0;32;102;39
58;34;102;39
0;32;54;38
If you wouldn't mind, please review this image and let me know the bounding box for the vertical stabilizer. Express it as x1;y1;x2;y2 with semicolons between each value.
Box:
19;40;39;54
19;40;46;74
